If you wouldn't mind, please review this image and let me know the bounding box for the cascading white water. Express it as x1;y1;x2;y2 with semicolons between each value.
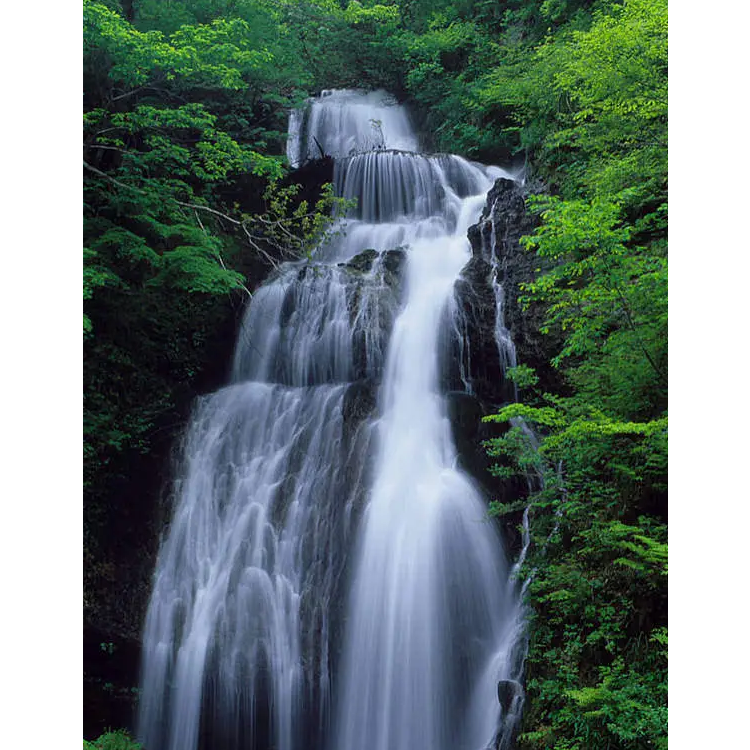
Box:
137;255;394;750
287;89;418;168
138;89;527;750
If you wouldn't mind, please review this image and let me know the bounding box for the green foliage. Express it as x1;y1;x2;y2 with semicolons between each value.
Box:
83;0;343;469
391;15;505;156
484;366;667;749
473;0;668;200
255;181;357;259
84;730;141;750
518;195;667;419
486;403;667;749
504;364;539;390
344;1;401;25
269;0;404;91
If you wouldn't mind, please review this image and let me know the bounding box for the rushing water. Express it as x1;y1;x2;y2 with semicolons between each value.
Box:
138;89;527;750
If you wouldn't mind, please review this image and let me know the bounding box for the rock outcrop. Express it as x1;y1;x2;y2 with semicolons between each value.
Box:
467;178;558;393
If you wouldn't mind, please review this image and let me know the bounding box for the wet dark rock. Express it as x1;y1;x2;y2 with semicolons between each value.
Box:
446;391;491;482
341;249;404;381
340;380;379;524
340;247;406;290
341;248;379;273
456;177;563;564
467;178;560;394
497;679;522;713
496;680;524;750
453;256;514;405
382;247;406;285
343;379;379;427
286;156;335;197
445;391;527;533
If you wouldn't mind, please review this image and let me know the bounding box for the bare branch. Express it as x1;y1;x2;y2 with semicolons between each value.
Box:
193;209;254;299
175;200;242;225
83;159;142;193
177;201;297;266
109;85;151;103
84;144;130;154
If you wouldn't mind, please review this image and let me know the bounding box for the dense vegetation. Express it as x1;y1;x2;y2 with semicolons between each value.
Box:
85;731;143;750
474;2;668;748
83;1;667;748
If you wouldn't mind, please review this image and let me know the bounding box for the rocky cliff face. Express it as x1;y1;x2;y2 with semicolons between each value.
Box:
466;177;554;393
449;177;560;553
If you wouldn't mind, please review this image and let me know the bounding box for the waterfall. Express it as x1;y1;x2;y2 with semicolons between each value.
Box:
138;89;527;750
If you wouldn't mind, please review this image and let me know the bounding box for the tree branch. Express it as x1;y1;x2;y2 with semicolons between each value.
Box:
193;209;253;298
83;159;141;193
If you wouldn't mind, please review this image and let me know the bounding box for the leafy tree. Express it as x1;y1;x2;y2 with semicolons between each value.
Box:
485;400;667;748
83;0;347;645
474;3;668;747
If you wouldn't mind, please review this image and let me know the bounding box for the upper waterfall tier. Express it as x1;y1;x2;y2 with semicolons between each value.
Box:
334;151;508;224
287;89;418;167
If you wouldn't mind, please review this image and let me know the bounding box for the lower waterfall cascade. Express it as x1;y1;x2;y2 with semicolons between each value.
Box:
137;89;529;750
